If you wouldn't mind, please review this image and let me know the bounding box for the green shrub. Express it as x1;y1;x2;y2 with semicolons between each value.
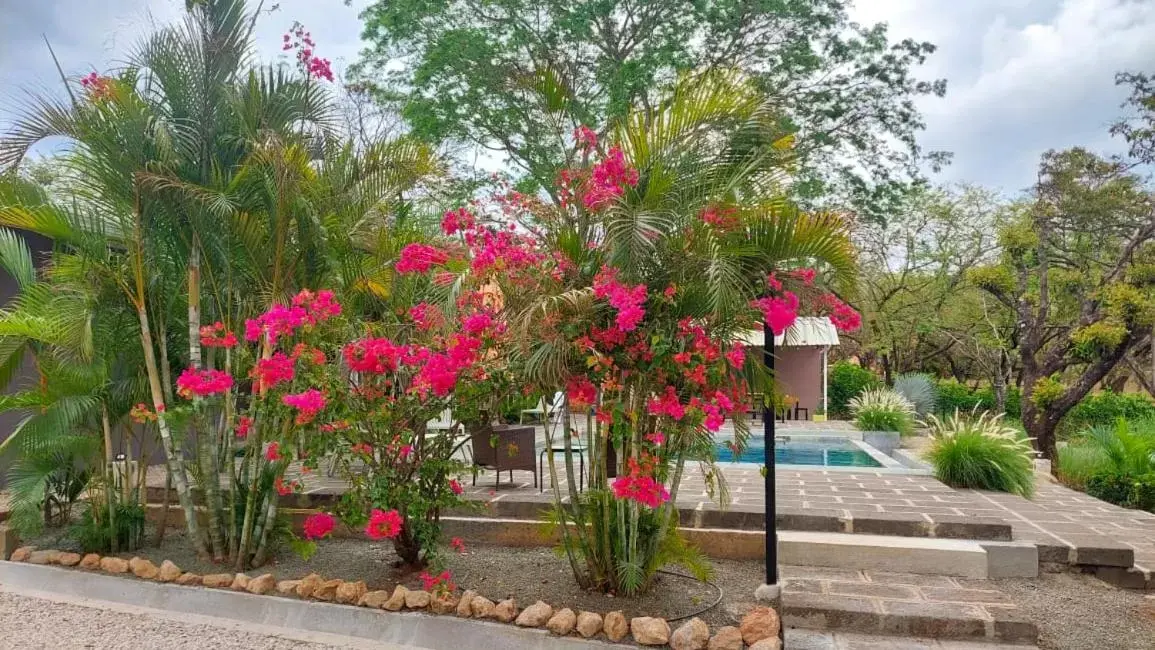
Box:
1064;391;1155;432
1132;474;1155;511
935;379;1020;418
71;501;146;553
829;362;879;418
893;373;938;418
924;410;1036;497
1078;418;1155;476
1055;444;1109;491
849;388;915;435
1085;471;1137;506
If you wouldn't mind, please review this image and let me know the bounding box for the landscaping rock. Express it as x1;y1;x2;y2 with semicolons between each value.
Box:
129;557;159;580
603;610;628;642
276;580;301;596
671;617;710;650
431;595;457;614
631;617;671;646
405;589;431;609
295;574;323;599
546;608;577;636
58;552;82;567
748;639;782;650
383;585;408;611
0;525;20;561
493;599;518;623
175;573;202;586
739;606;780;645
335;580;366;605
430;594;459;615
10;546;35;562
707;626;743;650
313;579;342;601
202;573;233;588
100;557;130;574
230;573;251;592
470;596;495;619
247;573;276;595
456;590;476;617
28;550;61;565
157;560;181;582
359;590;391;609
575;611;602;638
79;554;101;570
515;601;553;627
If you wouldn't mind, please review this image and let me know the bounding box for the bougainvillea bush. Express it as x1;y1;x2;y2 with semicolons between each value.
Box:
393;73;861;595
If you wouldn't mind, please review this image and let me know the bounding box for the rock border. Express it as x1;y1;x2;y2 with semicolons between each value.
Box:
6;546;781;649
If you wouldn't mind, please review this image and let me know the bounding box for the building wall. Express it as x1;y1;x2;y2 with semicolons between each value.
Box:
774;346;824;416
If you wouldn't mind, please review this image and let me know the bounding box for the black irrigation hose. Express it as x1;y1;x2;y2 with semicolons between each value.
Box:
656;569;724;622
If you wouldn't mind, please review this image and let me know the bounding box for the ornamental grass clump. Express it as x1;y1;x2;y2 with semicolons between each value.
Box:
849;388;916;435
924;410;1036;497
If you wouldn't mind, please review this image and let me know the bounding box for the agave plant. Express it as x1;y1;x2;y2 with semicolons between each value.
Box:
924;409;1036;497
893;373;938;418
849;388;916;435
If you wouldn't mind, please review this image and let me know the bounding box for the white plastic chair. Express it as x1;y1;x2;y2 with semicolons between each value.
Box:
521;391;565;423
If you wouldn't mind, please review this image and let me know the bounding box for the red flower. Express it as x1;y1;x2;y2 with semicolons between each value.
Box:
365;508;403;540
450;537;466;554
448;479;463;495
303;512;336;540
176;368;233;399
235;416;253;438
199;321;238;348
251;352;295;390
396;243;449;274
265;442;282;462
566;376;598;409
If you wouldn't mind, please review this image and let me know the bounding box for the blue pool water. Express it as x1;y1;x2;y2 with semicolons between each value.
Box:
715;438;882;467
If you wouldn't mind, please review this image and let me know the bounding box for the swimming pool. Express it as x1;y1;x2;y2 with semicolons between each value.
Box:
715;437;884;468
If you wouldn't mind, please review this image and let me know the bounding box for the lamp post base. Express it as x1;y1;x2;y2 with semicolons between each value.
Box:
754;582;781;606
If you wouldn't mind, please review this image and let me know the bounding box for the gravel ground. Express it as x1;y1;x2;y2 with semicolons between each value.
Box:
0;591;349;649
984;572;1155;650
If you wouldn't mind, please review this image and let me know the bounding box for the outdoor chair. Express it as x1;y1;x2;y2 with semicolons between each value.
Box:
520;391;566;424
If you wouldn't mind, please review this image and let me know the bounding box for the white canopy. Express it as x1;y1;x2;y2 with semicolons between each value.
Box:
738;316;840;348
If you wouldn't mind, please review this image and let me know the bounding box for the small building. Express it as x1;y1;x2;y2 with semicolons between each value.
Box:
740;317;840;418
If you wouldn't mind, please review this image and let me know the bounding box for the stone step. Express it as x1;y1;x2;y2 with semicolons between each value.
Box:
779;567;1038;645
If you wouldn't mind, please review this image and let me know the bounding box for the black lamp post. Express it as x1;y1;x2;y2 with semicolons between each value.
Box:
756;320;781;610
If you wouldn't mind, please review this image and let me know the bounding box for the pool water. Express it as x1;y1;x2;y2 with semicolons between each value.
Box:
715;438;882;467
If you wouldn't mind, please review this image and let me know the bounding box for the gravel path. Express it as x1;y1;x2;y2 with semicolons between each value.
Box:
0;591;366;650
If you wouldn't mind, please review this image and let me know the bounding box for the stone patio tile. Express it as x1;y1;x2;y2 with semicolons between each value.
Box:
919;586;1011;604
783;577;828;594
783;592;882;630
878;601;989;639
931;515;1013;541
849;512;930;537
1066;536;1135;567
836;633;938;650
782;565;867;581
826;581;921;600
863;572;961;588
983;605;1040;643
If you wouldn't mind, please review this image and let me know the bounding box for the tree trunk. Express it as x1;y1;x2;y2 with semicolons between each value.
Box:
1020;399;1057;460
137;306;207;556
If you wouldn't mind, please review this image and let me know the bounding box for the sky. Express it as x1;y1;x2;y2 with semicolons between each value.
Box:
1;0;1153;196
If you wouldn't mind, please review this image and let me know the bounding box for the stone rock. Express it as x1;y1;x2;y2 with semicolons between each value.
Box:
470;596;495;619
493;599;518;623
631;617;671;646
28;550;61;565
129;557;159;580
748;639;783;650
670;617;710;650
359;590;391;608
739;606;780;645
9;546;35;562
515;601;553;627
79;554;101;570
575;611;603;638
456;590;476;617
546;608;577;636
295;574;323;599
230;573;251;592
276;580;301;596
248;573;276;595
603;610;628;642
430;594;459;615
405;589;432;609
313;579;342;601
100;557;130;574
383;585;408;611
336;580;367;605
202;573;234;588
57;552;82;567
157;560;181;582
175;573;202;586
707;626;743;650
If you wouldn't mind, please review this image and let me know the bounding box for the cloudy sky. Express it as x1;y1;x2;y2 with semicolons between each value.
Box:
1;0;1153;195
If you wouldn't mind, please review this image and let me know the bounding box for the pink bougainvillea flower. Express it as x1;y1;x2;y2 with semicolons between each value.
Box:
365;508;403;540
450;537;466;554
344;336;404;374
176;368;233;399
566;375;598;409
199;321;238;348
448;479;463;495
274;476;300;496
461;312;493;335
303;512;336;540
251;352;295;391
292;289;342;324
725;342;746;370
395;243;449;274
644;431;666;446
265;441;283;462
419;570;455;594
235;416;253;438
282;389;327;424
647;386;686;421
592;265;647;332
611;457;671;509
751;291;799;336
350;442;373;456
574;125;598;150
582;147;639;210
815;293;862;332
792;267;817;286
129;403;156;424
441;207;475;236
